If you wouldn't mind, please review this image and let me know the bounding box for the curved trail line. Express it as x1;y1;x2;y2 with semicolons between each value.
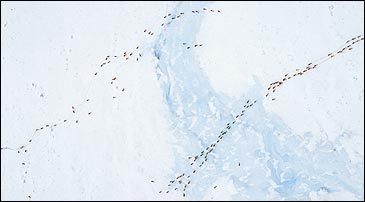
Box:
157;35;364;198
265;35;364;99
1;6;222;154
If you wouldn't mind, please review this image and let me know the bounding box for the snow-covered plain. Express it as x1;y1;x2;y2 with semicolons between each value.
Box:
1;1;364;201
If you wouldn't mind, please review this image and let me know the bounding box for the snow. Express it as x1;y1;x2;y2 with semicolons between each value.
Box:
1;1;364;201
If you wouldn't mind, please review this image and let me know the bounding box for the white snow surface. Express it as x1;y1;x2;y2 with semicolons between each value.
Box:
1;1;364;201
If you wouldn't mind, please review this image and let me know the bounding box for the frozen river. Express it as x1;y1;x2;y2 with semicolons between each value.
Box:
1;1;364;200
